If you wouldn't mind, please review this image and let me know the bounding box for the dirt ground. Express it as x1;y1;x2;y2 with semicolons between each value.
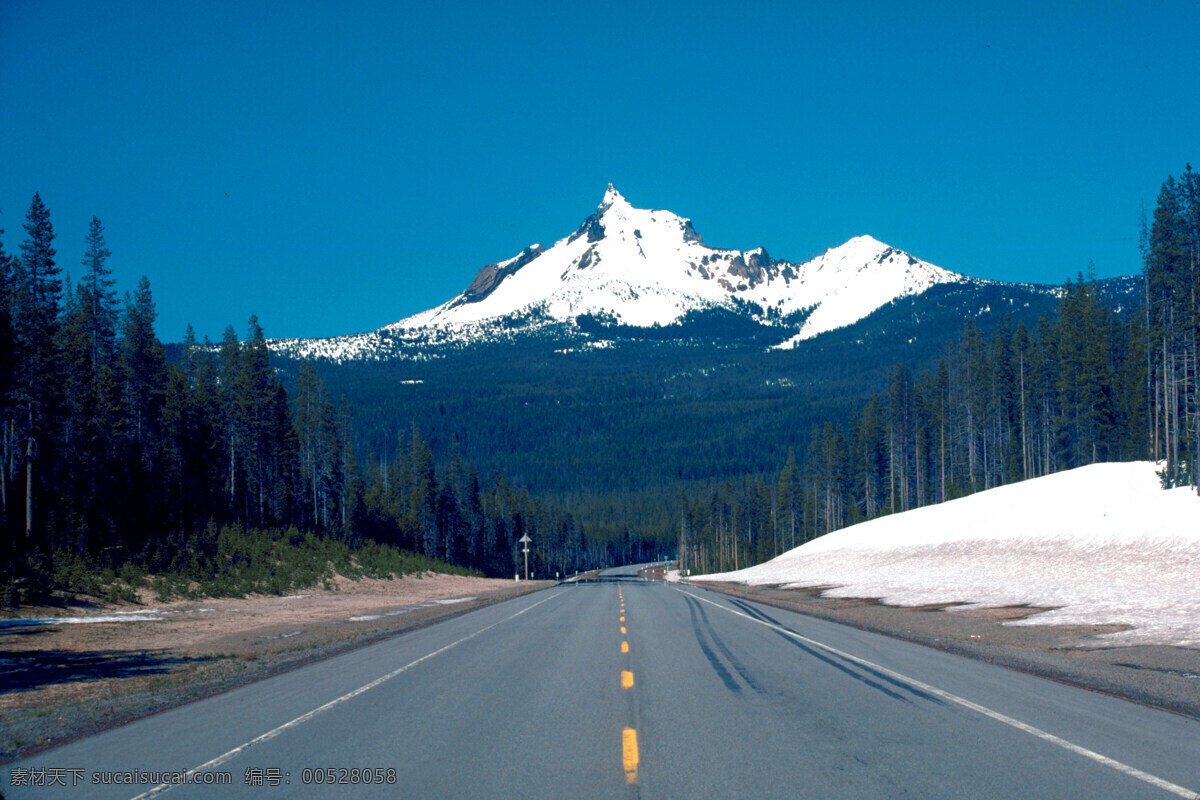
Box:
691;580;1200;722
0;573;549;761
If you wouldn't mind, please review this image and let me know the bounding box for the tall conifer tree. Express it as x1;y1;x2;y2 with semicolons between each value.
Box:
14;193;61;542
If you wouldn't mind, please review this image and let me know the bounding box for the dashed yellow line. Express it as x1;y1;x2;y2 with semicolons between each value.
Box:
617;590;638;785
622;727;639;784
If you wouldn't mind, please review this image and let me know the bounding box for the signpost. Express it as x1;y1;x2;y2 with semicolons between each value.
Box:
518;533;532;583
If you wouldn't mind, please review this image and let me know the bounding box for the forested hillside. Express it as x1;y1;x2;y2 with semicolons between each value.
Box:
2;166;1196;602
285;281;1074;495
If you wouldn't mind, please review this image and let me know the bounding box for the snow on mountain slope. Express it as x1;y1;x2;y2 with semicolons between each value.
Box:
271;185;965;360
698;462;1200;647
395;184;963;337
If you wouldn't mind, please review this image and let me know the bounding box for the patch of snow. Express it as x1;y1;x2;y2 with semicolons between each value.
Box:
0;607;220;628
699;462;1200;647
263;630;303;640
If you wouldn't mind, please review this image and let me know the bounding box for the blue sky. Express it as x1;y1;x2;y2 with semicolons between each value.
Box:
3;0;1199;341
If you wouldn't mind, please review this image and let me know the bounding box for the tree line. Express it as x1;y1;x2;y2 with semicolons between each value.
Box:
1144;165;1200;487
678;165;1199;575
0;195;653;603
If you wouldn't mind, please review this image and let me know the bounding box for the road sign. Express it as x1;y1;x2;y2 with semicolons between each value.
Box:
518;534;532;581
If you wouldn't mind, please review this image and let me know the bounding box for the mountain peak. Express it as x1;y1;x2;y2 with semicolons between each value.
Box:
386;189;964;341
844;234;886;249
601;182;629;210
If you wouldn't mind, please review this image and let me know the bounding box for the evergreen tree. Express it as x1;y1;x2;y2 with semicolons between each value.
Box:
0;226;17;557
1144;170;1198;486
120;276;168;456
293;362;325;530
81;217;117;372
218;325;242;516
776;448;799;550
13;193;62;543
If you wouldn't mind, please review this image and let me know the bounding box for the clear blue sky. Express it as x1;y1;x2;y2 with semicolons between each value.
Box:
3;0;1198;342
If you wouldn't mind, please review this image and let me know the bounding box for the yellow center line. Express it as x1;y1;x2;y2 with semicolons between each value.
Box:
620;615;625;622
622;727;639;784
621;641;629;653
620;626;626;634
621;670;634;689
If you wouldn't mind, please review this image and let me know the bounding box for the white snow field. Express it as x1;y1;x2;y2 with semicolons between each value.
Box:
699;462;1200;647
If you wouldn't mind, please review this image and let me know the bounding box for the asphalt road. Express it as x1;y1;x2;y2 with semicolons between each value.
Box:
5;580;1199;799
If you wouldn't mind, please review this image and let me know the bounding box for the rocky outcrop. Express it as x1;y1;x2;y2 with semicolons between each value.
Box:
453;245;544;306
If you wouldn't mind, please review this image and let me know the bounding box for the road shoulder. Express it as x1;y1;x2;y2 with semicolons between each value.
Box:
689;581;1200;721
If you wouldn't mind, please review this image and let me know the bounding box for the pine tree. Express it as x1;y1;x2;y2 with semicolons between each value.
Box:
218;325;242;516
120;276;168;456
235;316;295;526
81;217;117;373
776;448;799;550
959;319;987;491
13;193;62;542
293;362;324;529
1146;176;1189;482
0;226;16;552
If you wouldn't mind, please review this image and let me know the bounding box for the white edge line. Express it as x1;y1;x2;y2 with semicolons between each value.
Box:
679;587;1197;800
128;590;564;800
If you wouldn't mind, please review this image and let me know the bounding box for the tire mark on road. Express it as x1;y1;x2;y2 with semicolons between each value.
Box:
685;596;740;692
729;598;940;704
692;596;764;693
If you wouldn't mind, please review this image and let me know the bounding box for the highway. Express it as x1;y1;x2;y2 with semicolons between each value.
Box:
5;575;1199;799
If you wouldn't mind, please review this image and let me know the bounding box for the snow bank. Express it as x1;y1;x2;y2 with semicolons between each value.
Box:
700;462;1200;647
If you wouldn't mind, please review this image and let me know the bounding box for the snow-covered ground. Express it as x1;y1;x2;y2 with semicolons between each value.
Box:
699;462;1200;647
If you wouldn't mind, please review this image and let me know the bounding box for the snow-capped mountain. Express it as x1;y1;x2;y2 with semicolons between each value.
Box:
398;184;961;338
272;185;967;360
